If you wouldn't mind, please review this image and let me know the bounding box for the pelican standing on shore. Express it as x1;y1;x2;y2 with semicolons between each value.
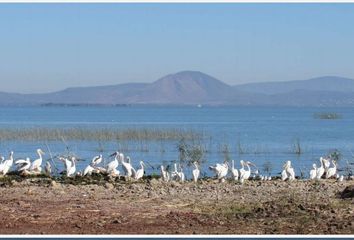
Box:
0;151;14;176
209;161;229;182
316;157;325;180
231;160;239;181
239;160;254;183
106;152;120;176
192;161;200;183
15;158;31;173
122;156;136;179
67;157;76;177
45;161;52;176
30;149;45;172
309;163;317;180
325;160;337;179
160;165;170;182
281;160;295;181
135;161;146;180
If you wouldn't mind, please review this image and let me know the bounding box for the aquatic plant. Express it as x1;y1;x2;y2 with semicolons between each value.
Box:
0;128;203;141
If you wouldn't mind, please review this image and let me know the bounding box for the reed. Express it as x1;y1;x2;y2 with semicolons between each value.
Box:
0;128;203;141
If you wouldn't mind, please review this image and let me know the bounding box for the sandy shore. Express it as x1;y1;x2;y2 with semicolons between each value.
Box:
0;176;353;234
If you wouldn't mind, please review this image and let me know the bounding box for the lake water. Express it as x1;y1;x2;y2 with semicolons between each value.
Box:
0;106;353;178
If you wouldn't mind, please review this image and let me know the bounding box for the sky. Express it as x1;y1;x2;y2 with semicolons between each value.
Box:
0;3;354;93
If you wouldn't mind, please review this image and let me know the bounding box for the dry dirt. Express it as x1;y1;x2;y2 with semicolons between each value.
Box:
0;176;353;235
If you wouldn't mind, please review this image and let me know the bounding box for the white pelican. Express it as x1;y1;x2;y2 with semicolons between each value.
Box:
230;160;239;181
171;163;179;181
209;161;229;182
15;158;31;172
91;154;103;166
121;156;136;179
282;160;295;181
316;157;325;180
67;157;76;177
239;160;254;183
135;161;146;180
30;149;45;172
83;163;95;176
0;151;14;176
309;163;317;180
322;157;331;170
325;160;337;179
192;161;200;183
338;175;344;182
267;176;272;181
45;161;52;176
106;152;120;176
178;166;185;183
160;165;170;182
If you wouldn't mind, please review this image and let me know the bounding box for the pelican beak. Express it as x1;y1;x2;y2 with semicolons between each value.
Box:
109;152;117;157
247;161;257;167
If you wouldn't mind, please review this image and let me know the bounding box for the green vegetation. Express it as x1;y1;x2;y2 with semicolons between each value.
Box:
0;128;203;141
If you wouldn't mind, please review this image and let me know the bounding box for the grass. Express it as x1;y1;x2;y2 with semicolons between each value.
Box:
314;112;342;120
0;127;203;141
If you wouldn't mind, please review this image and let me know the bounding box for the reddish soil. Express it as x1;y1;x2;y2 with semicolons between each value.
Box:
0;178;353;234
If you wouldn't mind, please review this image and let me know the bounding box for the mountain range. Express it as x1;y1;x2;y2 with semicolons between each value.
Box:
1;71;354;107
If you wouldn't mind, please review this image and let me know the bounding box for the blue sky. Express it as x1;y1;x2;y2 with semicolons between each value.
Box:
0;3;354;93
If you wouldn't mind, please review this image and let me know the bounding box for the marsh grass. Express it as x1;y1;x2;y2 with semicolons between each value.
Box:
0;128;203;141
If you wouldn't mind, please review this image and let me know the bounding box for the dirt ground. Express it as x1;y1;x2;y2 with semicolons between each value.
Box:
0;176;353;235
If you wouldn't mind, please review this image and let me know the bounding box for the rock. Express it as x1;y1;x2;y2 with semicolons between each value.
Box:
149;178;160;186
105;183;114;190
340;185;354;199
50;180;60;189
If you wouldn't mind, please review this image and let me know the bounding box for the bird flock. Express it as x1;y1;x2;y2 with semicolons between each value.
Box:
0;149;348;183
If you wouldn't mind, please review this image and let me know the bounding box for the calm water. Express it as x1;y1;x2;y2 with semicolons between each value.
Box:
0;106;353;178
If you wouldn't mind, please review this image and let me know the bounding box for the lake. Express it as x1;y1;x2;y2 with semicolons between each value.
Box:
0;106;353;178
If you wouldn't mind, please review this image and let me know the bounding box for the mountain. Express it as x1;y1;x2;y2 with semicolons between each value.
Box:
233;76;354;94
1;72;354;106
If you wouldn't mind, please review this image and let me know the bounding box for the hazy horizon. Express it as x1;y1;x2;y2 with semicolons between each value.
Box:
1;3;354;93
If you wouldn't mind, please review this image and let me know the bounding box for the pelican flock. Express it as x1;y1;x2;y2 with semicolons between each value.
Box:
0;149;350;184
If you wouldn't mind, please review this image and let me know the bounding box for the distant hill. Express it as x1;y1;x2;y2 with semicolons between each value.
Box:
1;72;354;106
233;76;354;94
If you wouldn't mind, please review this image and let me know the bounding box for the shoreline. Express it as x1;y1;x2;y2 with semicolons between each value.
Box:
0;176;353;234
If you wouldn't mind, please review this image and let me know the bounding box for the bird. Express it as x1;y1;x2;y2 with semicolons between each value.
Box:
121;156;136;179
267;176;272;181
209;161;229;182
316;157;325;180
30;149;45;172
91;154;103;167
135;161;146;180
239;160;254;183
15;158;31;172
171;163;179;181
282;160;295;181
0;151;14;176
160;165;170;182
66;157;76;177
325;160;337;179
309;163;317;180
192;161;200;183
338;175;344;182
322;157;331;171
83;163;95;176
58;156;73;176
177;165;185;183
45;161;52;176
106;152;120;176
230;160;239;181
